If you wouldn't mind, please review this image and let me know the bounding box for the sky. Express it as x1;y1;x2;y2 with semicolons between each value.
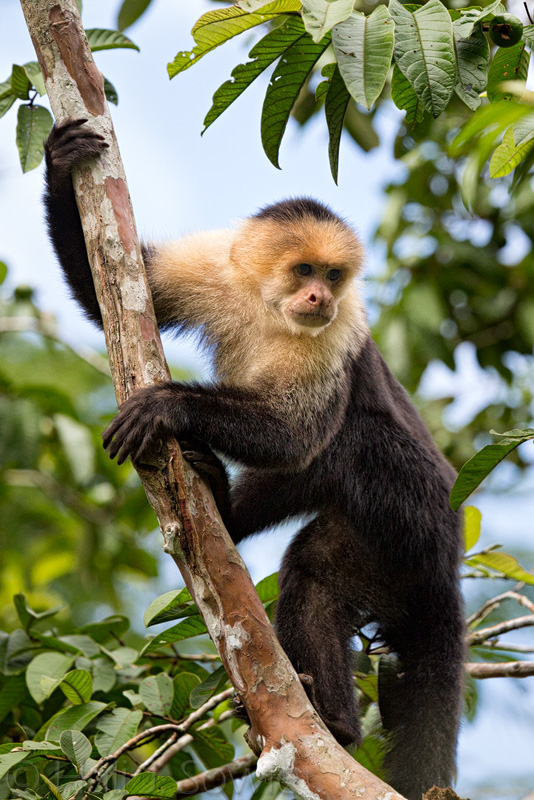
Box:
1;1;534;797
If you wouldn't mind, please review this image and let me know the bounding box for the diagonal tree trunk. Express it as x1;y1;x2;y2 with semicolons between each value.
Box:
19;2;406;797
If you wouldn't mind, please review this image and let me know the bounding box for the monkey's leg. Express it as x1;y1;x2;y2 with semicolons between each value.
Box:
274;516;361;747
379;586;465;800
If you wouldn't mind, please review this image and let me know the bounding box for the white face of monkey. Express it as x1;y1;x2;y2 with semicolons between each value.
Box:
262;262;345;333
230;212;364;337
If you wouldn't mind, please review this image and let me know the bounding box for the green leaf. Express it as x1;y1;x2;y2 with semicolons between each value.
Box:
85;29;139;52
143;587;194;627
203;17;305;133
23;62;46;95
453;24;490;110
13;593;61;632
261;31;331;167
60;780;88;800
0;751;28;780
390;62;425;125
324;64;350;183
122;774;177;798
355;672;378;702
140;673;174;716
193;725;234;768
94;708;143;756
190;665;229;709
463;505;481;551
16;104;53;173
11;64;31;100
301;0;353;43
0;674;27;724
487;42;529;101
171;672;202;720
389;0;456;117
0;90;16;120
315;62;335;100
54;414;95;485
522;23;534;48
512;110;534;147
450;429;534;510
46;701;108;742
78;615;129;643
60;670;93;705
104;791;127;800
453;0;504;39
104;77;119;105
168;1;301;78
0;79;13;100
467;550;534;585
489;123;534;178
117;0;153;31
21;740;61;750
26;652;74;704
103;645;138;668
255;572;280;603
39;774;63;800
449;99;529;161
59;730;92;770
354;734;385;776
140;617;208;656
332;6;394;110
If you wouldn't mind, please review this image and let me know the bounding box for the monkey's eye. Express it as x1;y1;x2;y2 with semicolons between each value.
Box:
327;269;341;282
296;263;313;277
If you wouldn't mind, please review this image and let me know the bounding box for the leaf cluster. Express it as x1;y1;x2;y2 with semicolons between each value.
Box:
0;28;138;173
0;269;182;626
167;0;534;182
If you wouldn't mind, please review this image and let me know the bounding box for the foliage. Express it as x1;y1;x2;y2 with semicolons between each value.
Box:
164;0;534;182
370;100;534;472
0;28;138;172
0;269;193;629
0;521;532;796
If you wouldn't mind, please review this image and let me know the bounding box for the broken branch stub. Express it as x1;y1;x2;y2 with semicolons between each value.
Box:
20;2;407;797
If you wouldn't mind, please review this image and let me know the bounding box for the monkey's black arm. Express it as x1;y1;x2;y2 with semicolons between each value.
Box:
102;381;338;471
44;120;108;326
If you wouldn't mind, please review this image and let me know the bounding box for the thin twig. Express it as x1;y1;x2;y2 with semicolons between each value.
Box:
467;591;534;627
148;709;234;774
83;723;184;781
480;642;534;654
174;753;258;798
468;615;534;646
132;688;233;775
524;1;533;24
466;661;534;678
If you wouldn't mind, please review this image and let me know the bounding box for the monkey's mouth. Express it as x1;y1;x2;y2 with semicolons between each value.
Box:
288;309;333;327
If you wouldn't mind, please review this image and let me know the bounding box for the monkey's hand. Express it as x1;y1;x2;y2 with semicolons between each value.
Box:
45;117;109;189
102;383;184;465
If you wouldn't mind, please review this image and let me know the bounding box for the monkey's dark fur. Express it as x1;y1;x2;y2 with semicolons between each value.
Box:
44;119;464;800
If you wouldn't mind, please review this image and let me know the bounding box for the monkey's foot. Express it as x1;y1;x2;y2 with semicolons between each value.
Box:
298;673;359;747
232;692;250;725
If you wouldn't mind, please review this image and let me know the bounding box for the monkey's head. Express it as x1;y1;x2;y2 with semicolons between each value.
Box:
232;198;364;336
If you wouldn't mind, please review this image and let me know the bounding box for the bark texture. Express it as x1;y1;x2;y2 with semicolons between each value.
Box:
20;2;406;797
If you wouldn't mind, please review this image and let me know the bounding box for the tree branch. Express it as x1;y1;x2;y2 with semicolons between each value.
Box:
466;591;534;627
468;616;534;646
174;753;258;799
20;2;405;798
466;661;534;678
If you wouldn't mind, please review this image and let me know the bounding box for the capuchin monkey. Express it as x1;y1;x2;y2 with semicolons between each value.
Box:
44;118;464;800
